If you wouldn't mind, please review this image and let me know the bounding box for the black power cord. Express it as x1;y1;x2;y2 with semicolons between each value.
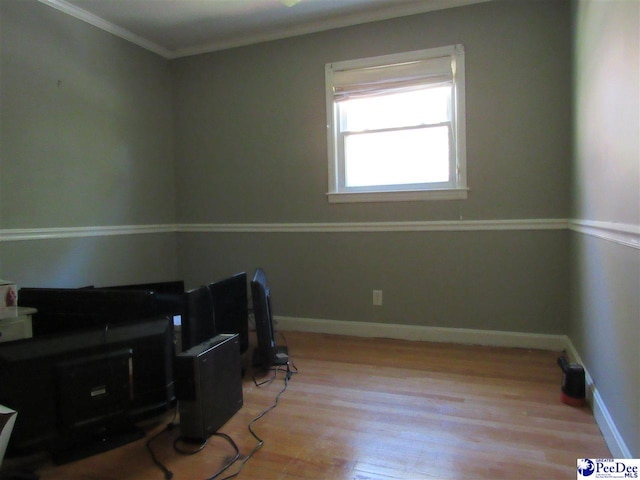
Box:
217;361;297;480
146;425;175;480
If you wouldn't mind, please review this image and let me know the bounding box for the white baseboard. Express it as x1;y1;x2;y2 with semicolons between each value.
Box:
275;315;567;351
276;315;631;459
564;339;632;459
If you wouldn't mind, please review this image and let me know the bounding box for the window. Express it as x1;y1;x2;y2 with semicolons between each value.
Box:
325;45;467;203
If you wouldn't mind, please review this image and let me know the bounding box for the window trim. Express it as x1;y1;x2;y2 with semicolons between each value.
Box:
325;45;467;204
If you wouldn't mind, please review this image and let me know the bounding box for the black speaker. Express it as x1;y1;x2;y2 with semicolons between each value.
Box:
175;334;243;442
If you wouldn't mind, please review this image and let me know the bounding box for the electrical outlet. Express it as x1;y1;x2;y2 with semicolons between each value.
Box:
372;290;383;306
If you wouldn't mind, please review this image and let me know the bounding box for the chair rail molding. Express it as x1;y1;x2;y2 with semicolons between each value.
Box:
3;219;637;244
0;224;175;242
568;219;640;250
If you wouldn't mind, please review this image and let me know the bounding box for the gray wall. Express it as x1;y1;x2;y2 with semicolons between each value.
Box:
3;234;178;287
172;0;573;334
172;0;572;224
1;0;636;459
178;230;569;332
571;0;639;457
0;0;178;286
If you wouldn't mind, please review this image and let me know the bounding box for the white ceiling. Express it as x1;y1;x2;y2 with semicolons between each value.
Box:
40;0;490;59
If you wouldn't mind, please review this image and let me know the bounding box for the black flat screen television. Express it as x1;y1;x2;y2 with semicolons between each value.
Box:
100;280;186;332
182;273;249;354
18;287;160;337
101;280;185;294
182;285;215;352
208;272;248;354
250;268;288;368
0;316;175;464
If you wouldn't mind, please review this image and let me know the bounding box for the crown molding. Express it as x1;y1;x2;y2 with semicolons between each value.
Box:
37;0;174;58
175;0;493;58
38;0;492;59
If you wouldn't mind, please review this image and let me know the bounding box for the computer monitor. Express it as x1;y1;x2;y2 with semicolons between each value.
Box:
182;273;250;354
208;272;249;354
250;268;288;369
182;285;215;351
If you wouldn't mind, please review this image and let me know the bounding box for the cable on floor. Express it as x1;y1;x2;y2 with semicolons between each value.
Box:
218;361;296;480
146;424;176;480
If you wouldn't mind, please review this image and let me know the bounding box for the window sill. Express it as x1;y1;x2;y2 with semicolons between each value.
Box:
327;188;469;204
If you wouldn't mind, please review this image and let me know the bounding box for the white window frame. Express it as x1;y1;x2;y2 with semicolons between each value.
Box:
325;45;468;203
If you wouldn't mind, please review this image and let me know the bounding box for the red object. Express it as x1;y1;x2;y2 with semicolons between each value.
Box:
561;391;585;407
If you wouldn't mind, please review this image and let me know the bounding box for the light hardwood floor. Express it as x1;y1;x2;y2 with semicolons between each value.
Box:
12;331;611;479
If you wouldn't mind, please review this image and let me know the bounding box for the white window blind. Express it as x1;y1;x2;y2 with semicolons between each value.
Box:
325;45;467;203
332;55;454;100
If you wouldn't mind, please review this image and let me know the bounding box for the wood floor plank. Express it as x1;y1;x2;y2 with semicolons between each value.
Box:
2;331;610;479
